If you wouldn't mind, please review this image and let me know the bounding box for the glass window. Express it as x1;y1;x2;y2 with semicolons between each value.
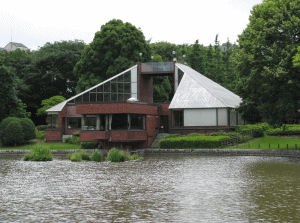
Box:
104;93;110;101
104;82;110;93
173;110;183;126
124;83;131;93
75;95;82;103
90;92;96;102
111;93;118;101
68;117;81;129
111;83;117;93
97;85;103;93
97;92;103;102
124;72;131;82
118;83;123;94
111;76;118;83
131;114;143;130
83;92;89;102
111;114;128;130
85;116;97;130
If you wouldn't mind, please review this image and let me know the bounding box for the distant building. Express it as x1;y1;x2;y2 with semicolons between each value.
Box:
4;42;29;52
0;47;7;53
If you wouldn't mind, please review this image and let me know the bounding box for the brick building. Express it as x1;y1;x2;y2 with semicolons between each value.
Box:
45;62;243;149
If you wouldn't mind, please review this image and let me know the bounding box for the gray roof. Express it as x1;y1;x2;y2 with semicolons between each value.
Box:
169;63;242;109
0;47;7;52
46;65;137;114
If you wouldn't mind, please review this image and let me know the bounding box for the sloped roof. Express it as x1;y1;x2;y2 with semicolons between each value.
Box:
0;47;7;52
46;65;137;114
10;42;28;48
169;63;242;109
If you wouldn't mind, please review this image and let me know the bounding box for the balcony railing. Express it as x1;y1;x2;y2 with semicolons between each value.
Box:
141;62;174;73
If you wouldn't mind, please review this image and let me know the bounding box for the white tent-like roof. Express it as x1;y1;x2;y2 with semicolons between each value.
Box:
169;63;242;109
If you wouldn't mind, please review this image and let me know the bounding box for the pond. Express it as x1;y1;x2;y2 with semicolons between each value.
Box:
1;155;300;222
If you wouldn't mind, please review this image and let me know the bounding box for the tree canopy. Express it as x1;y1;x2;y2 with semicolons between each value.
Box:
234;0;300;125
74;19;151;93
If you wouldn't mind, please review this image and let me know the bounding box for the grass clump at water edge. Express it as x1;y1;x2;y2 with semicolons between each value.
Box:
107;147;143;162
23;144;53;161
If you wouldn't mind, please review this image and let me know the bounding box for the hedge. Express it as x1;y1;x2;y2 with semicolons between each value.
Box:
267;125;300;136
235;123;269;138
159;136;230;149
81;142;99;149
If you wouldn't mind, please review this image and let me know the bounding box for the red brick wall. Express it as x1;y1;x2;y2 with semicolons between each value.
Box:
65;129;80;135
80;131;109;142
110;130;147;141
46;129;62;142
76;103;158;115
146;115;159;147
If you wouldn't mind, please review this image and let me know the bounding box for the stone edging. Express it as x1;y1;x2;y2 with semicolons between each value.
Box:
0;149;94;155
144;149;300;158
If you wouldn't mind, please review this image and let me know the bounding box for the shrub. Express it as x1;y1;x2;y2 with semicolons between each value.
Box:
81;142;99;149
66;153;72;160
1;121;25;146
36;124;58;131
80;151;90;160
235;123;268;138
0;117;19;138
73;132;80;137
187;133;207;137
90;151;103;162
209;131;227;136
19;118;36;141
70;152;82;162
164;134;183;139
36;131;46;140
23;144;53;161
159;136;230;149
267;126;300;136
130;153;144;161
107;148;128;162
64;137;72;143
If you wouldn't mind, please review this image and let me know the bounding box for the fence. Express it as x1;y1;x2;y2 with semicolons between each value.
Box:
221;130;253;147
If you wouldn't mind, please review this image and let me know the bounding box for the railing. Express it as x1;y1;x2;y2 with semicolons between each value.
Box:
221;130;253;147
141;62;174;73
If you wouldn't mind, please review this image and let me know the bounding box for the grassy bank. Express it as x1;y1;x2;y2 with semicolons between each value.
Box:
0;141;81;150
223;136;300;150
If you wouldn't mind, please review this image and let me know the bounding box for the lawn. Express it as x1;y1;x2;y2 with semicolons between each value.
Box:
0;141;81;150
224;136;300;150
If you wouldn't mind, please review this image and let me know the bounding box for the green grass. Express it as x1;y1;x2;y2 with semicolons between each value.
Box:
223;136;300;150
0;141;81;150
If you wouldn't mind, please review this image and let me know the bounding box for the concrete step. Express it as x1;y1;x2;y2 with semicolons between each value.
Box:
149;133;169;148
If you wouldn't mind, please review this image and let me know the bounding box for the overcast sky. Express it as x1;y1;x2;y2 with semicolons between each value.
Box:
1;0;262;51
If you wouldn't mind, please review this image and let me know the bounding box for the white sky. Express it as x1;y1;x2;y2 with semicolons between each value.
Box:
0;0;263;51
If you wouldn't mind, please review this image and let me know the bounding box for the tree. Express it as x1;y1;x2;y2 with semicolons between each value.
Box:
292;46;300;67
37;96;66;116
234;0;300;125
74;19;151;93
0;66;19;122
189;40;206;74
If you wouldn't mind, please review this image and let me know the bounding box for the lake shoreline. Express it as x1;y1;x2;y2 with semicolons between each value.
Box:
1;148;300;158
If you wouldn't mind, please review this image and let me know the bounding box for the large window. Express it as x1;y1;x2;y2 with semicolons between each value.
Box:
111;114;128;130
173;110;183;127
131;114;144;130
68;117;81;129
72;67;138;103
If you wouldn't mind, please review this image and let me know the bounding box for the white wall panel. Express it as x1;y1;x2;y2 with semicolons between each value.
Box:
184;109;216;126
218;108;227;126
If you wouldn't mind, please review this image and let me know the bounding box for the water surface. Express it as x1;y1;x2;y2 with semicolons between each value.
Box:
1;155;300;222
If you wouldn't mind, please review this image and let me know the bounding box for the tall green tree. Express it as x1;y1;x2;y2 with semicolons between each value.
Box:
189;40;206;74
234;0;300;125
74;19;151;93
0;66;19;122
